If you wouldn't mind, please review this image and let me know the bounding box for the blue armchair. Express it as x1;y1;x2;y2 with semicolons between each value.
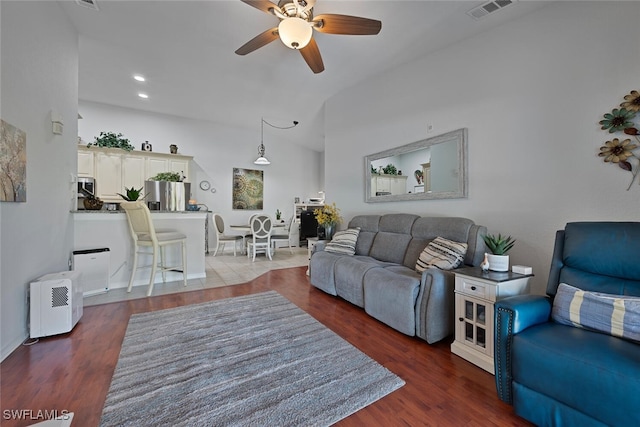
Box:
494;222;640;427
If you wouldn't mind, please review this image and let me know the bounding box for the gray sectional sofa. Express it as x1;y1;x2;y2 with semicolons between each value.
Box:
309;214;486;343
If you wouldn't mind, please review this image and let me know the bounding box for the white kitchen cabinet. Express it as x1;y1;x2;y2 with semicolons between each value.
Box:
77;150;95;177
95;152;123;200
144;157;190;182
371;175;408;196
122;156;146;191
169;159;189;181
146;157;168;181
78;146;192;202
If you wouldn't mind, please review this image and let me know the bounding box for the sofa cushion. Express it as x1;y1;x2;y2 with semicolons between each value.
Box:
552;282;640;343
364;267;421;336
558;222;640;296
512;322;640;427
334;257;381;307
309;251;340;296
324;228;360;255
415;237;468;272
348;216;380;255
369;232;412;264
407;217;479;268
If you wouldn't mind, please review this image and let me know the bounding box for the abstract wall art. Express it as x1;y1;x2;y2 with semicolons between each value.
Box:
232;168;263;210
0;119;27;202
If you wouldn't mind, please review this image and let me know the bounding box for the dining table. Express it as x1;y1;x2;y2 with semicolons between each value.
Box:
229;222;286;254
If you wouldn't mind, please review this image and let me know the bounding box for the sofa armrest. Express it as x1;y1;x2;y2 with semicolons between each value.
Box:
312;240;327;253
494;295;552;404
415;268;456;344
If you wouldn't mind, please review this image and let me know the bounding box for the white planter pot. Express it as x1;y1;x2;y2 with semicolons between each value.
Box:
487;254;509;272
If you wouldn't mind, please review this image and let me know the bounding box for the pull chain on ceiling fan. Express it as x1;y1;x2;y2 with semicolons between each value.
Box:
235;0;382;74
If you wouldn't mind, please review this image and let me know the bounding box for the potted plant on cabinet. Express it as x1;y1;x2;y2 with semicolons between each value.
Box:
86;131;135;151
149;171;184;182
482;233;516;272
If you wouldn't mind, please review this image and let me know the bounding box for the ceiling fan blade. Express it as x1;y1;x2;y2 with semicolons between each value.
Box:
313;14;382;35
235;28;279;55
299;38;324;74
240;0;278;15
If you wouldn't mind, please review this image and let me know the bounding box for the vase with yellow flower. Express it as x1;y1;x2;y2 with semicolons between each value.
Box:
314;202;342;240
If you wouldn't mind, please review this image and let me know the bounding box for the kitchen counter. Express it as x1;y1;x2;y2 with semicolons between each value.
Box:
72;209;208;214
73;210;208;292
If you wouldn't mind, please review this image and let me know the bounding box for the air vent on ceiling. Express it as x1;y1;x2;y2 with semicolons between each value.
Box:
75;0;99;11
467;0;515;20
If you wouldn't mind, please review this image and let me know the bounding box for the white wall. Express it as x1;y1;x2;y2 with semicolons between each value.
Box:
78;101;323;236
324;1;640;294
1;1;78;360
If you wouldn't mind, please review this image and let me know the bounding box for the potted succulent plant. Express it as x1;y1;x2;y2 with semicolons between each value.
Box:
117;186;145;202
482;233;516;272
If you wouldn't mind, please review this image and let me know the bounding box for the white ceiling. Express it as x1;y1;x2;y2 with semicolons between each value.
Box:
59;0;550;151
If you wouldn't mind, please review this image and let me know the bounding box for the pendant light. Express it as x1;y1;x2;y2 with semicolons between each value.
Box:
254;119;270;165
254;118;299;165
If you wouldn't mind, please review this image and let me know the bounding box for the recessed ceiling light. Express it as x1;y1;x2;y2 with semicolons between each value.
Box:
138;93;149;99
133;75;146;82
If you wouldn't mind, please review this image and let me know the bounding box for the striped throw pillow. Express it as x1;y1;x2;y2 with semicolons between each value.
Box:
324;228;360;255
552;283;640;343
415;237;468;272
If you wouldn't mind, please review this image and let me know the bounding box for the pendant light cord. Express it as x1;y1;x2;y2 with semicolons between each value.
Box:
256;118;299;163
262;118;299;130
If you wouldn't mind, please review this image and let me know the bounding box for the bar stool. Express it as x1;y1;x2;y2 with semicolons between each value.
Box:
120;201;187;296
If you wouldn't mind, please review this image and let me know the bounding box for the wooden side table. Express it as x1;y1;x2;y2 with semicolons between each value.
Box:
451;267;533;374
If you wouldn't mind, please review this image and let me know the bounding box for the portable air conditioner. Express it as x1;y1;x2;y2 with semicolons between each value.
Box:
29;270;83;338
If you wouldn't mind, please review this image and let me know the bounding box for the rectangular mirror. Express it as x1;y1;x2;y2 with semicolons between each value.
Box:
365;128;467;202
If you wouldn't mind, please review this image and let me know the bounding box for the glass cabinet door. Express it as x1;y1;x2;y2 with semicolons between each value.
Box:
457;294;491;355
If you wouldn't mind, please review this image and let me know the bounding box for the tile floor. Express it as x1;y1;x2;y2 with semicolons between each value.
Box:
83;246;310;306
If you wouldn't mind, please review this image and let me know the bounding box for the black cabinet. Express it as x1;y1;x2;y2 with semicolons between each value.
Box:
299;210;318;244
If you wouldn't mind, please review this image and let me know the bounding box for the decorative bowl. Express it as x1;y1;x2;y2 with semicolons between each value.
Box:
83;198;104;210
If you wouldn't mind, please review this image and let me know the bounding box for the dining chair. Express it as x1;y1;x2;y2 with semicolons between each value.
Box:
270;215;296;254
212;213;243;256
241;213;258;250
120;201;187;296
247;215;273;261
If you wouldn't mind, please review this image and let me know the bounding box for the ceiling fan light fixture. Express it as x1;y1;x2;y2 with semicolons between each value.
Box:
278;17;313;49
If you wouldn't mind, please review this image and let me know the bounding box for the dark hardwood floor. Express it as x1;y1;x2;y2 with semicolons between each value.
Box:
1;267;531;426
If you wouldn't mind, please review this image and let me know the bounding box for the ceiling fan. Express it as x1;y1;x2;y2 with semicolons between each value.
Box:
235;0;382;74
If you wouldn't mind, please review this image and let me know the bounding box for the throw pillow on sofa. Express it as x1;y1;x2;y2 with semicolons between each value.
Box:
324;228;361;255
415;236;468;272
552;282;640;343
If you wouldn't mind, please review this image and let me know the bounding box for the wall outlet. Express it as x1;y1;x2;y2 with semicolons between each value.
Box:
427;124;434;133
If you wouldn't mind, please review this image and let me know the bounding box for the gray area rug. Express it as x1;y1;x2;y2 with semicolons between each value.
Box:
100;291;404;426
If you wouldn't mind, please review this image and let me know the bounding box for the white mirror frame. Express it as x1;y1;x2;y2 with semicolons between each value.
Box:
364;128;468;202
